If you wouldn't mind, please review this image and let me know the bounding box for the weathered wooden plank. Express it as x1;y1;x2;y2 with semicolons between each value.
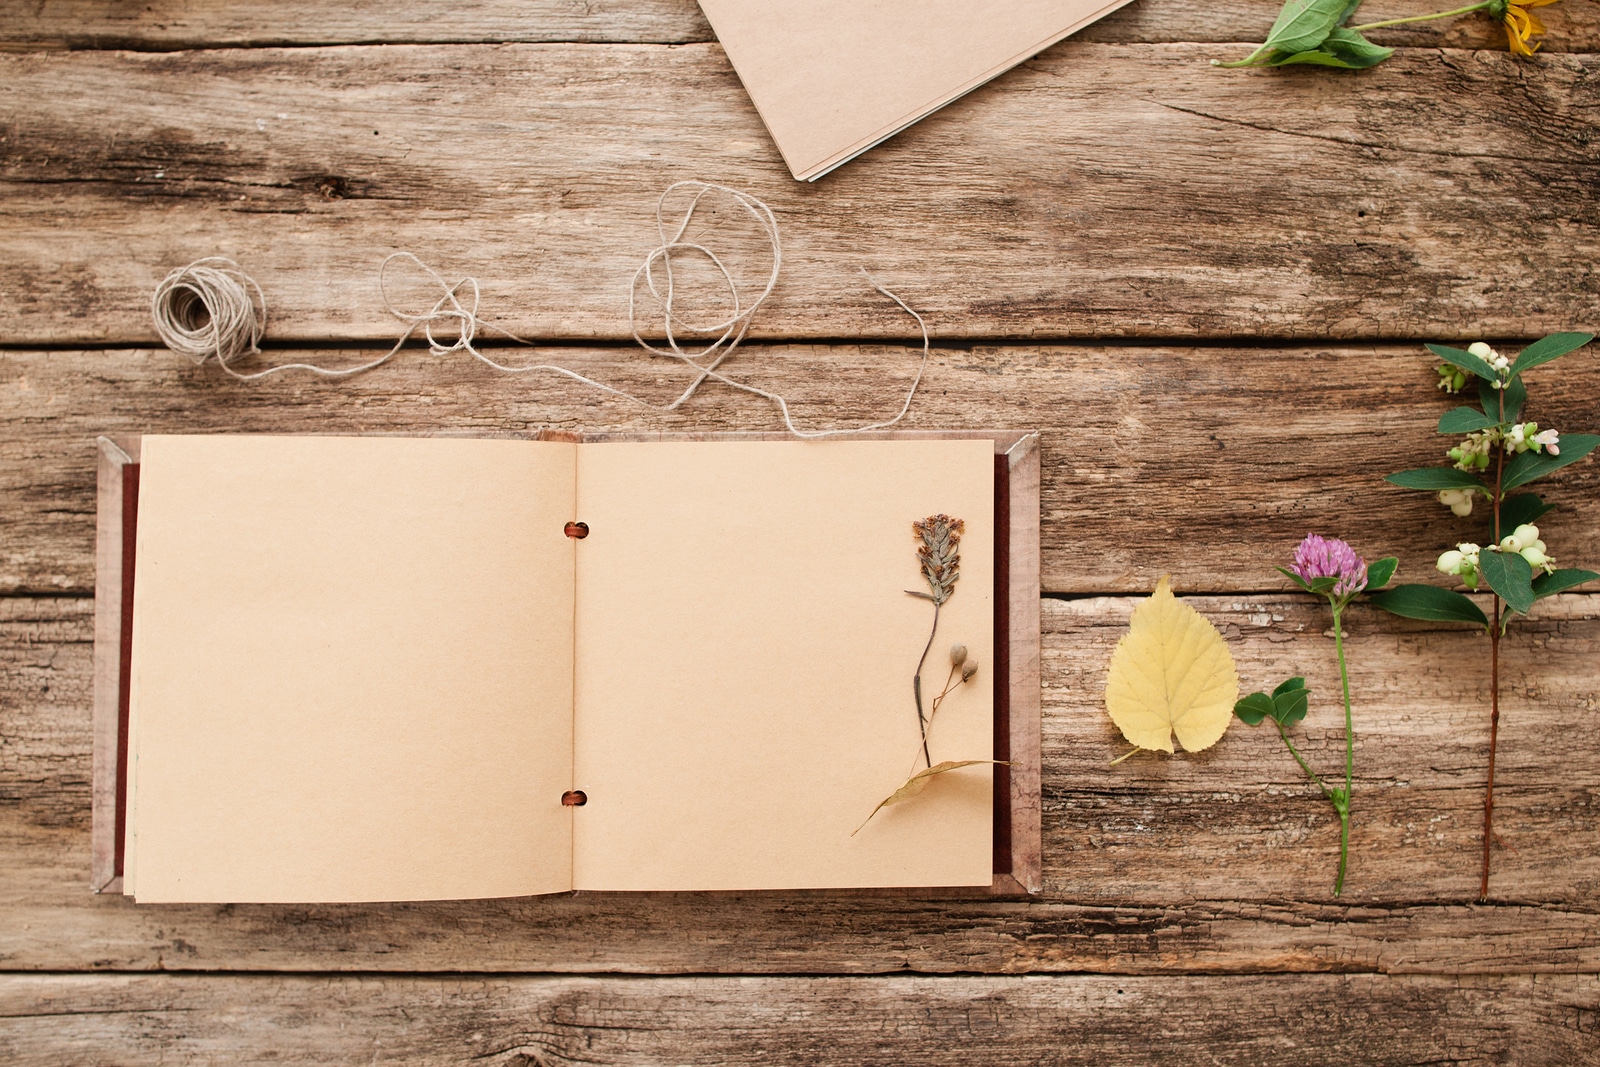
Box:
3;593;1597;974
1;44;1595;345
2;973;1596;1065
2;0;1595;51
6;813;1600;975
4;345;1596;596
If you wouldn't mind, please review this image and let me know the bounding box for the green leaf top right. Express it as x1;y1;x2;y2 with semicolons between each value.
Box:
1216;0;1567;71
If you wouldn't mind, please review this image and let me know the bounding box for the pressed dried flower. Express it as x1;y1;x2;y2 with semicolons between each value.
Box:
913;514;964;606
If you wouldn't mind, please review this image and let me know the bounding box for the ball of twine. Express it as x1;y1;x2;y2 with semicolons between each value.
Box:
150;257;266;370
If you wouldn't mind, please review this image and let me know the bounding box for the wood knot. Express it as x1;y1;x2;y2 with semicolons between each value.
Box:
314;175;350;200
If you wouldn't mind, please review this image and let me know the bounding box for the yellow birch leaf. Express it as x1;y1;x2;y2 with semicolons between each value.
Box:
1104;575;1239;754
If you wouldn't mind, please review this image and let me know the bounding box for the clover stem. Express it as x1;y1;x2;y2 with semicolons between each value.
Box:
1348;1;1494;31
1332;599;1355;897
1274;720;1333;802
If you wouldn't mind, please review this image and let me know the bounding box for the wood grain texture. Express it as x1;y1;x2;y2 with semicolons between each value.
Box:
3;593;1597;973
4;344;1595;596
2;0;1595;51
1;44;1596;345
2;973;1597;1065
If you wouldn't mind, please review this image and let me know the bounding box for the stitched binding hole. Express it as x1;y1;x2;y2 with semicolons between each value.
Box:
561;790;588;807
564;521;589;539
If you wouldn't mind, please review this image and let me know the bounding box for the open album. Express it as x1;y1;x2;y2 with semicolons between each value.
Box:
91;432;1041;903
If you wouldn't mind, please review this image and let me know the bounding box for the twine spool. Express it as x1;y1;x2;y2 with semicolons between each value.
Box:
148;182;931;436
150;257;266;370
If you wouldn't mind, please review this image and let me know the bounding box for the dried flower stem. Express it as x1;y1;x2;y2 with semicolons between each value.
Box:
908;515;964;770
911;606;940;768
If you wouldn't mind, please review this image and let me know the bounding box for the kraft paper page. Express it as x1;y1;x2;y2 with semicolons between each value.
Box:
697;0;1136;180
571;439;994;891
124;435;577;903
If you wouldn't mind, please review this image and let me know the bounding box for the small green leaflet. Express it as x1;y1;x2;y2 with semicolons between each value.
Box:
1437;406;1499;434
1478;550;1537;616
1276;565;1311;592
1366;556;1399;590
1368;584;1488;627
1531;568;1599;599
1234;677;1311;726
1385;467;1486;491
1509;332;1593;378
1502;434;1600;491
1233;692;1277;725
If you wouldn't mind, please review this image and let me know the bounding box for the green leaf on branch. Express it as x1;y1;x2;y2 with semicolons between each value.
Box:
1509;332;1593;378
1215;0;1353;67
1427;343;1497;382
1501;434;1600;491
1265;26;1393;67
1437;406;1499;433
1234;691;1277;725
1478;373;1525;425
1385;467;1486;491
1532;568;1600;599
1307;575;1341;594
1368;584;1488;626
1262;48;1362;67
1479;550;1537;615
1365;556;1399;590
1500;493;1555;531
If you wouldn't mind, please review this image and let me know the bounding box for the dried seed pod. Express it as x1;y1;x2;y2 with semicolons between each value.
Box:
950;643;968;668
962;659;979;682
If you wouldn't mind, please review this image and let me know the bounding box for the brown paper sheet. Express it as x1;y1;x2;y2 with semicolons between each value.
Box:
571;439;994;891
124;436;577;903
697;0;1137;180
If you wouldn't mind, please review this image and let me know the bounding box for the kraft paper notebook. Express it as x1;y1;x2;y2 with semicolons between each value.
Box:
696;0;1137;181
91;432;1041;903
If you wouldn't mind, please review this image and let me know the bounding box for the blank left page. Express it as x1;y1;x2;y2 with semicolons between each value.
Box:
123;435;576;903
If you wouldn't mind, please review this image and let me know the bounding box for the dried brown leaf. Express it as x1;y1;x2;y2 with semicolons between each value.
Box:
852;759;1007;835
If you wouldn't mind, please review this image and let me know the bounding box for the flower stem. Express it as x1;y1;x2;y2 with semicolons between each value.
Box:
912;603;939;769
1274;720;1334;802
1348;1;1494;31
1331;600;1355;897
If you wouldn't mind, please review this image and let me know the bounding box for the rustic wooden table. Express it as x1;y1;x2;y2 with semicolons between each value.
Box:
3;2;1598;1063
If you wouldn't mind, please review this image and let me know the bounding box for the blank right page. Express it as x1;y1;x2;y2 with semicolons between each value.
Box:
573;439;994;891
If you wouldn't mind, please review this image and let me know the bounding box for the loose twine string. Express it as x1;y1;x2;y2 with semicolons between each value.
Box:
150;181;929;437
